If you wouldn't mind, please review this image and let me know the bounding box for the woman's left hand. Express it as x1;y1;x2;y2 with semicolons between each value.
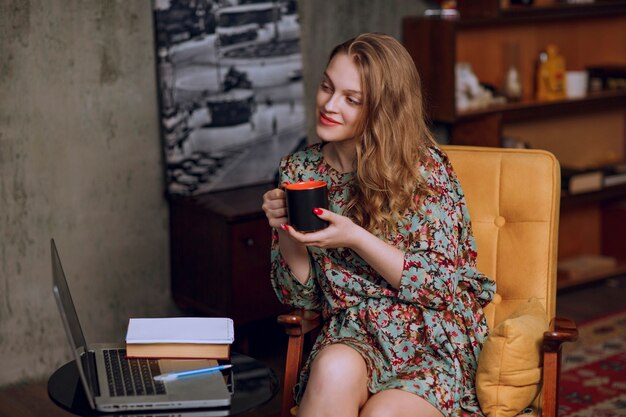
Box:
285;207;405;287
283;208;362;249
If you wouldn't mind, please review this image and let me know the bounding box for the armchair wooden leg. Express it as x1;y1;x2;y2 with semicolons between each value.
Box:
542;317;578;417
280;334;304;417
541;349;560;417
277;309;322;417
281;334;304;417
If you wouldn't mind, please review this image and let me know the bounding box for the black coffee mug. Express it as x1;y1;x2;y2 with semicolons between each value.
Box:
285;180;329;232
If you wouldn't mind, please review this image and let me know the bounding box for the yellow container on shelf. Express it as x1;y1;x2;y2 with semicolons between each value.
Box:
536;44;567;101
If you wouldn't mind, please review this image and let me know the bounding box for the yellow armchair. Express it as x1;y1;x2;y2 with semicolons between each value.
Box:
277;145;578;417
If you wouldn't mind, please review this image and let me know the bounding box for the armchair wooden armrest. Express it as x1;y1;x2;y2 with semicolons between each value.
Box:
277;309;322;417
541;317;578;417
278;309;322;336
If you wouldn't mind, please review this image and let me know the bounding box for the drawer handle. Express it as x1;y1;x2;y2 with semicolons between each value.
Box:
244;238;255;247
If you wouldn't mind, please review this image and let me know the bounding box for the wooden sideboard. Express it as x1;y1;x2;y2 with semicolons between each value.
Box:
169;183;289;326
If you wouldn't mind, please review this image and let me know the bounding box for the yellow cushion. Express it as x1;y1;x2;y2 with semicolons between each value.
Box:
476;298;549;417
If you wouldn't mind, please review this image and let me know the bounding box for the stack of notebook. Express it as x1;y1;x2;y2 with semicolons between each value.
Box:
125;317;234;360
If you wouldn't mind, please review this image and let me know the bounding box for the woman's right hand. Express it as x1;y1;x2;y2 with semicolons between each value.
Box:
262;187;288;229
262;185;311;282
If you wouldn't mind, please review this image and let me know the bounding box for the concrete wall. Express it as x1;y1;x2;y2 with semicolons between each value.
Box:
0;0;428;386
0;0;173;385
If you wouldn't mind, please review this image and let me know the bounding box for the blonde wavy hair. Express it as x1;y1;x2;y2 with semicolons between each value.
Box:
328;33;437;236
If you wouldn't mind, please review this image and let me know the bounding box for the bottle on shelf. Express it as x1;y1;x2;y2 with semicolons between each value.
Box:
536;44;567;101
503;41;522;101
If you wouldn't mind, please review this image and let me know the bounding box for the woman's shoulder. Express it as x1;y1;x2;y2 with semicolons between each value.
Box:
281;142;323;165
421;145;453;181
426;144;450;167
419;144;468;203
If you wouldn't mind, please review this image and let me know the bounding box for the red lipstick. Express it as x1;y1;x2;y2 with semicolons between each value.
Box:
319;113;341;126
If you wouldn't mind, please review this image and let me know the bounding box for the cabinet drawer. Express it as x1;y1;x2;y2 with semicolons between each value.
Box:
231;219;287;323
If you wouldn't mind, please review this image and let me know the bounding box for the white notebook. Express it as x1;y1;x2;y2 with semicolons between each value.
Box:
126;317;234;344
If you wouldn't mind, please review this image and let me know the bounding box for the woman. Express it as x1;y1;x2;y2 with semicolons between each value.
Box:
261;33;495;417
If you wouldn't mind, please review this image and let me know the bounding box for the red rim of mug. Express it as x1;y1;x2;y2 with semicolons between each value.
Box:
285;180;327;190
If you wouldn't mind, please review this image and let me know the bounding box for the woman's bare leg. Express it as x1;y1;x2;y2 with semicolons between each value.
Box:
297;344;370;417
359;389;444;417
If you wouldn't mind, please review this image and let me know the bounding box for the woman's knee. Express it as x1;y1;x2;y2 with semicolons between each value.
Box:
300;344;369;413
308;344;368;388
360;389;443;417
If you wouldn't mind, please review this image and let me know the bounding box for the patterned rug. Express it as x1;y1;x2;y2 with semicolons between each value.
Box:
559;309;626;417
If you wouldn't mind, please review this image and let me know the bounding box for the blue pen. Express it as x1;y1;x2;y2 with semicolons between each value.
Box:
154;364;233;382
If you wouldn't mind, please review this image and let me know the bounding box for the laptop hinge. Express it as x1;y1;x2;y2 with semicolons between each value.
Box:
83;350;101;397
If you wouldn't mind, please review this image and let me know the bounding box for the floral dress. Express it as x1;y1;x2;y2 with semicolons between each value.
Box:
270;142;496;417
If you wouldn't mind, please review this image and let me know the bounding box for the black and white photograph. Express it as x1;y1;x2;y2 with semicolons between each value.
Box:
154;0;306;195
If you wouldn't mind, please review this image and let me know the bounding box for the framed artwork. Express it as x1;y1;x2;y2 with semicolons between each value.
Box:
153;0;306;195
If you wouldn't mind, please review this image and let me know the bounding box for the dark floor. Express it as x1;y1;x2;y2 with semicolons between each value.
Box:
1;276;625;417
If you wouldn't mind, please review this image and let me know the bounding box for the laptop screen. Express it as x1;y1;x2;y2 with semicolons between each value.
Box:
51;239;97;407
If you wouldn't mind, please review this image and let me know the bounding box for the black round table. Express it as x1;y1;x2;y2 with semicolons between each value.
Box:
48;352;279;416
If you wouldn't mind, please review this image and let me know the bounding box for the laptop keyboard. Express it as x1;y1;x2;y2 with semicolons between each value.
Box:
103;348;166;397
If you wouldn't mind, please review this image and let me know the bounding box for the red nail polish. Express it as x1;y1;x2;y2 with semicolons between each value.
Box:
281;224;289;231
313;208;323;215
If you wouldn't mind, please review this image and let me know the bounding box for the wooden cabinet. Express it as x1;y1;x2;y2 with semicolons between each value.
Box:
169;184;288;326
403;2;626;288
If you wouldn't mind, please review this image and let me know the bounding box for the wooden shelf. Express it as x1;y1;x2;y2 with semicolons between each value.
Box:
405;5;626;288
458;90;626;123
557;261;626;290
561;183;626;209
457;0;626;23
503;1;626;19
403;11;626;126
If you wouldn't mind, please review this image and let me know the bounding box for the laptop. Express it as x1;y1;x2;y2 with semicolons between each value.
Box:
50;239;232;413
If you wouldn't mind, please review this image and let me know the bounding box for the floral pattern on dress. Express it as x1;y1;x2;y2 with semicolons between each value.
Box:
270;142;496;417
